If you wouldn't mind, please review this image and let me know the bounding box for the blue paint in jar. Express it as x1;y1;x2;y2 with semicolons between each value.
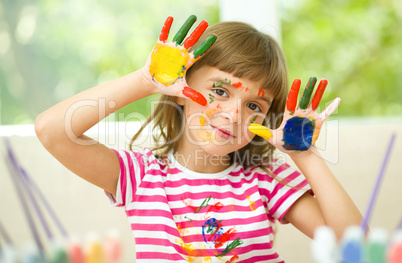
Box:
282;116;315;151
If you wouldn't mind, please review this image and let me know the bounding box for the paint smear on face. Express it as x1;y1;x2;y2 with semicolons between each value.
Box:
206;108;216;117
232;82;242;89
282;116;315;151
149;43;189;85
232;81;249;92
209;93;215;104
233;82;249;92
257;88;265;97
197;130;213;142
199;116;206;126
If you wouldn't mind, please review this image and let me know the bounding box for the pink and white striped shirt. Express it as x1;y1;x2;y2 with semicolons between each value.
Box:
106;148;312;263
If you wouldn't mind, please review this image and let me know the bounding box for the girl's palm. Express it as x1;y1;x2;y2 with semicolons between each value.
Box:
249;78;340;153
142;15;216;106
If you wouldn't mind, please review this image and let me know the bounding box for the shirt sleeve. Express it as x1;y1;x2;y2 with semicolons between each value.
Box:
265;161;313;224
105;148;147;207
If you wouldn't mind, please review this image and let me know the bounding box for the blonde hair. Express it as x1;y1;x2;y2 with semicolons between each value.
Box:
130;21;288;167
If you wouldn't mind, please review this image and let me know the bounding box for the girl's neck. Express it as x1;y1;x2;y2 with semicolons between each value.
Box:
173;146;232;174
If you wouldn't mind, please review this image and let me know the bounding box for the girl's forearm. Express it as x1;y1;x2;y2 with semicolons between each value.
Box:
36;69;155;143
289;148;362;238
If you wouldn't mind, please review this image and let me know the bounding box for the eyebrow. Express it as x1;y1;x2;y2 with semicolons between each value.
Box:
210;78;232;87
256;95;272;107
209;78;272;106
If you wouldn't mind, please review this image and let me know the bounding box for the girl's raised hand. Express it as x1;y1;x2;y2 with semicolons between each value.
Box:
248;77;340;154
142;15;217;106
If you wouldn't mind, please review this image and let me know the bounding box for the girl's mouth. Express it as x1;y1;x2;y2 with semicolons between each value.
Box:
211;125;235;139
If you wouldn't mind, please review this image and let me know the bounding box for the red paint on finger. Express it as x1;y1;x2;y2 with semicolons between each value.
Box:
311;79;328;110
182;86;207;106
286;79;301;113
159;17;173;42
183;20;208;49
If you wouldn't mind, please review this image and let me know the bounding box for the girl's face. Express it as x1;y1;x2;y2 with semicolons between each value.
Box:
176;66;274;157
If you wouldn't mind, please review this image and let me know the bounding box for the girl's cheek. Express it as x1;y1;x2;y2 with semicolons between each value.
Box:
247;114;265;125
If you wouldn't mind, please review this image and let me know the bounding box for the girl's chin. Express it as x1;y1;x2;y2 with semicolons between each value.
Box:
196;143;243;157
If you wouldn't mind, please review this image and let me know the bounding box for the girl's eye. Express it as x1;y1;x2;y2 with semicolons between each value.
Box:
213;89;228;97
247;103;261;112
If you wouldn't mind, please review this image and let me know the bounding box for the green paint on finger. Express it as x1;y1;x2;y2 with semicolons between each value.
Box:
300;77;317;109
173;15;197;45
193;34;217;58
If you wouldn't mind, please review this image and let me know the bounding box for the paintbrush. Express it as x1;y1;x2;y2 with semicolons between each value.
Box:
360;133;396;231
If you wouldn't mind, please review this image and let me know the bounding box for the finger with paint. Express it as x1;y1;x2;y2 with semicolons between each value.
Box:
173;15;197;45
159;16;173;42
248;123;273;142
311;79;328;110
286;79;301;114
319;97;341;121
173;15;216;53
299;77;317;109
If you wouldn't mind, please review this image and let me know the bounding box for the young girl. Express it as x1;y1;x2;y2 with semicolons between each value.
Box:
35;15;362;262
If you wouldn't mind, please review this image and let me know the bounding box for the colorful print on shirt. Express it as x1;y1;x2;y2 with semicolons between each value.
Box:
106;148;311;263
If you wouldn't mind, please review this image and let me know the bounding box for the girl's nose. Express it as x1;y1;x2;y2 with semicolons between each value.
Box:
229;108;240;124
223;101;242;124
